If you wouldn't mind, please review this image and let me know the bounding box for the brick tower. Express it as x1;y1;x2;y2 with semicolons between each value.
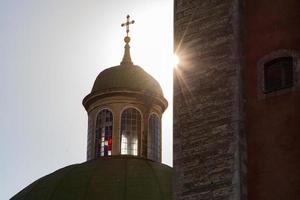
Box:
173;0;300;200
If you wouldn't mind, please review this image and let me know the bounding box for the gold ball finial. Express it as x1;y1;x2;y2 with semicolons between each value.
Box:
124;36;131;43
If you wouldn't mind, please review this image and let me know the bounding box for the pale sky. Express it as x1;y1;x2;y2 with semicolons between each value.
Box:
0;0;173;199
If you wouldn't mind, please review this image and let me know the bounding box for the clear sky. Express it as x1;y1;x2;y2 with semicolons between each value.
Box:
0;0;173;199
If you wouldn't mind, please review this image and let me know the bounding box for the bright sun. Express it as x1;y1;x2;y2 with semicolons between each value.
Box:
173;54;180;67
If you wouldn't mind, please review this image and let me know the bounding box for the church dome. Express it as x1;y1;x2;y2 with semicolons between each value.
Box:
83;17;168;111
11;156;172;200
91;65;163;97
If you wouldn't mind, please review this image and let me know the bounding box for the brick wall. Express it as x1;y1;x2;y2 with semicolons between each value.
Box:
173;0;247;199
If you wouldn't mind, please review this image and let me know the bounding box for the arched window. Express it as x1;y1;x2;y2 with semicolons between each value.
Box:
121;108;141;156
257;49;300;99
148;114;161;162
95;109;113;157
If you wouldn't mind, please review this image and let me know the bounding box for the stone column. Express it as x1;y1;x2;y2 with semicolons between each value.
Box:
112;105;121;155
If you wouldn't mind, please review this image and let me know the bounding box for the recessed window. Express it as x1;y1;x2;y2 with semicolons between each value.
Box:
264;57;294;93
257;49;299;99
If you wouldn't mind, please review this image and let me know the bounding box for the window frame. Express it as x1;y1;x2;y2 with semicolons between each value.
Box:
257;49;300;99
94;108;114;158
120;107;142;156
147;113;161;162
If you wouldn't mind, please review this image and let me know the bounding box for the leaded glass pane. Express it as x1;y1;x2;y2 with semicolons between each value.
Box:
121;108;141;156
95;109;113;158
148;114;161;162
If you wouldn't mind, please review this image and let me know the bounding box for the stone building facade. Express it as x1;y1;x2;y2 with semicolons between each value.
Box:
174;0;300;200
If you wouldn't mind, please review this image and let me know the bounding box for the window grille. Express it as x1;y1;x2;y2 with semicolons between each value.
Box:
148;114;161;162
121;108;141;156
95;109;113;157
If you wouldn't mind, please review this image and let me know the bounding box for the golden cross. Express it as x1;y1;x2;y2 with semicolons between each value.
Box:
121;15;135;36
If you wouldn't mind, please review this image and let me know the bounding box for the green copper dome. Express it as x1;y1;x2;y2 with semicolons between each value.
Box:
91;65;164;97
11;156;172;200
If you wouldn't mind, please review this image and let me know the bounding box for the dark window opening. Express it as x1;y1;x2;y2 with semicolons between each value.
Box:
264;57;294;93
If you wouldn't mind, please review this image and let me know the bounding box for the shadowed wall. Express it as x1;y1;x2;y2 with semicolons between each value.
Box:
245;1;300;199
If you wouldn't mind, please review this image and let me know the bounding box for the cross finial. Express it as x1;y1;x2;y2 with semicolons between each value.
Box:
120;15;135;66
121;15;135;37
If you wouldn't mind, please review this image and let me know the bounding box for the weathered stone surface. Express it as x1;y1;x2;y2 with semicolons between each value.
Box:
173;0;247;199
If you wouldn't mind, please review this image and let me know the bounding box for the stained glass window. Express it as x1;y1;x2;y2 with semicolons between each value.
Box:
148;114;161;162
95;109;113;157
121;108;141;156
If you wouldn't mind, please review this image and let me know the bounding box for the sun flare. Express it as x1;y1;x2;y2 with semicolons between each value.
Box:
173;54;180;67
